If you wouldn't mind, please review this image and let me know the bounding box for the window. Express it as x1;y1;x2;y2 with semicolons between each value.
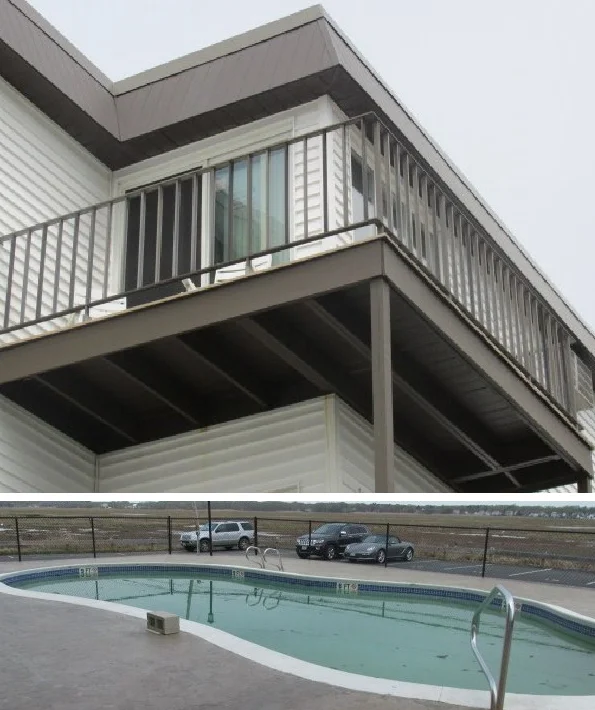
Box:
124;173;202;307
241;522;254;531
214;147;287;266
389;537;401;544
421;225;427;259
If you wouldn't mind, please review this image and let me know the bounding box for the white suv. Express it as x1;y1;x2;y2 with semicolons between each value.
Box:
180;521;255;553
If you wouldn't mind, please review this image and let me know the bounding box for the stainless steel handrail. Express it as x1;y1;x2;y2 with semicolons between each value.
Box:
470;585;516;710
263;547;284;571
245;545;264;568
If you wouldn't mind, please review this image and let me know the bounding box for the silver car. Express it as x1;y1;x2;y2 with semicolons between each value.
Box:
180;520;255;552
344;534;415;565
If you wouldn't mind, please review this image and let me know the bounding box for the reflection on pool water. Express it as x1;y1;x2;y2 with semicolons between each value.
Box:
10;571;595;695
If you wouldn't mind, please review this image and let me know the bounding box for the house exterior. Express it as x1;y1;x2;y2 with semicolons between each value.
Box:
0;0;593;493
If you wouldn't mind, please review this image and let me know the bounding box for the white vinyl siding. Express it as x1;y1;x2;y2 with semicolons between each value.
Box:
335;398;452;494
0;76;111;344
0;396;95;493
97;398;332;493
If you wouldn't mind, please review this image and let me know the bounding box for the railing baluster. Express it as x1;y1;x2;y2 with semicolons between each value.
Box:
35;225;48;320
438;193;450;291
394;141;402;241
303;137;309;239
246;154;253;266
172;179;181;278
190;174;199;273
3;237;17;329
479;238;490;332
52;219;64;312
136;191;146;289
20;230;33;323
103;204;113;299
342;124;349;229
154;185;163;283
85;207;97;312
264;149;270;249
403;153;412;251
68;215;80;309
322;129;329;234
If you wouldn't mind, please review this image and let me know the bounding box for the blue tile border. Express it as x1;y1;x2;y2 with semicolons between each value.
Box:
2;563;594;643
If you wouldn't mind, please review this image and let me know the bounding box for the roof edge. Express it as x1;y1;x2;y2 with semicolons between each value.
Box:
112;4;328;96
8;0;113;90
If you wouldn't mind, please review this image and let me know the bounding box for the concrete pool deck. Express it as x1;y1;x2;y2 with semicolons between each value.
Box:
1;553;593;710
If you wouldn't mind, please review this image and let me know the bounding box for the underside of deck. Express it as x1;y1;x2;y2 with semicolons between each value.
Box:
0;237;591;493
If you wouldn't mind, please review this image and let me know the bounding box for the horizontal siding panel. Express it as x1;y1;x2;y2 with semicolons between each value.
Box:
0;76;111;344
335;398;452;493
98;398;330;493
0;396;95;493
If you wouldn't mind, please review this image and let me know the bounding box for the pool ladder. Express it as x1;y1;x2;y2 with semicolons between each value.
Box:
245;545;284;571
470;585;517;710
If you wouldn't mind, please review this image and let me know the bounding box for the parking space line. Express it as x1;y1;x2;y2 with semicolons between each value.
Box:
442;564;484;571
508;568;552;577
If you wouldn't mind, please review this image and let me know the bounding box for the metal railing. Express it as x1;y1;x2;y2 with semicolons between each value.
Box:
245;545;284;571
2;513;594;590
470;585;516;710
0;111;589;417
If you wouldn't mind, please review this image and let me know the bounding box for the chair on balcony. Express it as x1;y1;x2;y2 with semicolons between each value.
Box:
214;254;273;284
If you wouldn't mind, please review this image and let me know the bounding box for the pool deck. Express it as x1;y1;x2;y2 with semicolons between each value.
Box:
1;552;594;710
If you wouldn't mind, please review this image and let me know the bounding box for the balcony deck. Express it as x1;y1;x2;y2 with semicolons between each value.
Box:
0;235;590;493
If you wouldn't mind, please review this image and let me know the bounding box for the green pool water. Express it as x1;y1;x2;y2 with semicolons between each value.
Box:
11;572;595;695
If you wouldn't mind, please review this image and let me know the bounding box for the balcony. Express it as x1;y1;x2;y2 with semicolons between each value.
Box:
0;114;592;492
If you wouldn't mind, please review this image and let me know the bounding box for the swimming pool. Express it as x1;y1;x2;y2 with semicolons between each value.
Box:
2;563;594;707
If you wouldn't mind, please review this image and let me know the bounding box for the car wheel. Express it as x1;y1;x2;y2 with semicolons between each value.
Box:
238;537;250;551
297;552;310;559
376;549;386;565
199;539;211;553
323;544;337;561
404;547;414;562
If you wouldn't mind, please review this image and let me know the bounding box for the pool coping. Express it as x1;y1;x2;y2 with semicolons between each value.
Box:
1;561;593;710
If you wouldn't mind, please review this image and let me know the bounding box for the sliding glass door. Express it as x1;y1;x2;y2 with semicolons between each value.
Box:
214;147;287;268
124;174;202;307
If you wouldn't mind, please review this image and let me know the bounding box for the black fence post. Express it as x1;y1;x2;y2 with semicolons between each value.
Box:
254;516;258;548
90;517;97;559
384;523;389;568
207;501;213;557
167;516;172;555
308;520;312;548
15;517;22;562
481;528;490;578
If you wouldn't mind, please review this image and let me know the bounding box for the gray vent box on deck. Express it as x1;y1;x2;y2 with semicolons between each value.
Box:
146;611;180;635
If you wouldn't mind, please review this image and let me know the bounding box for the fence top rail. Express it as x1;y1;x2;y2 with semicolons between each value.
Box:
2;514;594;535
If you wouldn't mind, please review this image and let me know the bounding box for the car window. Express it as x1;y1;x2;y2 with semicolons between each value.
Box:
241;522;254;531
313;524;343;535
227;523;240;532
388;536;400;544
357;525;369;534
212;524;223;533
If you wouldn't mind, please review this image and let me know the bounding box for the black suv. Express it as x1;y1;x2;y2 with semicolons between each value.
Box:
295;523;371;561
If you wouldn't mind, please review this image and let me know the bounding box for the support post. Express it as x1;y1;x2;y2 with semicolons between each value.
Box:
253;516;258;548
481;528;490;578
167;516;172;554
90;517;97;559
15;517;22;562
577;476;593;494
370;278;393;493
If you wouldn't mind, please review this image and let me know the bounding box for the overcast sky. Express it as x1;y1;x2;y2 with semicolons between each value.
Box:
27;0;595;332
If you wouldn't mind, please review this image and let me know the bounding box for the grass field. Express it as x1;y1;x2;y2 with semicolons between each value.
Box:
1;507;594;573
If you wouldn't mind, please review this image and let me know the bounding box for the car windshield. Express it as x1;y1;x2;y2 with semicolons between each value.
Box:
199;524;214;530
312;524;344;535
361;535;384;544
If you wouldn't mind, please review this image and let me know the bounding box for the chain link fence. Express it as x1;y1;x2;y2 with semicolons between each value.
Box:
1;513;594;589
